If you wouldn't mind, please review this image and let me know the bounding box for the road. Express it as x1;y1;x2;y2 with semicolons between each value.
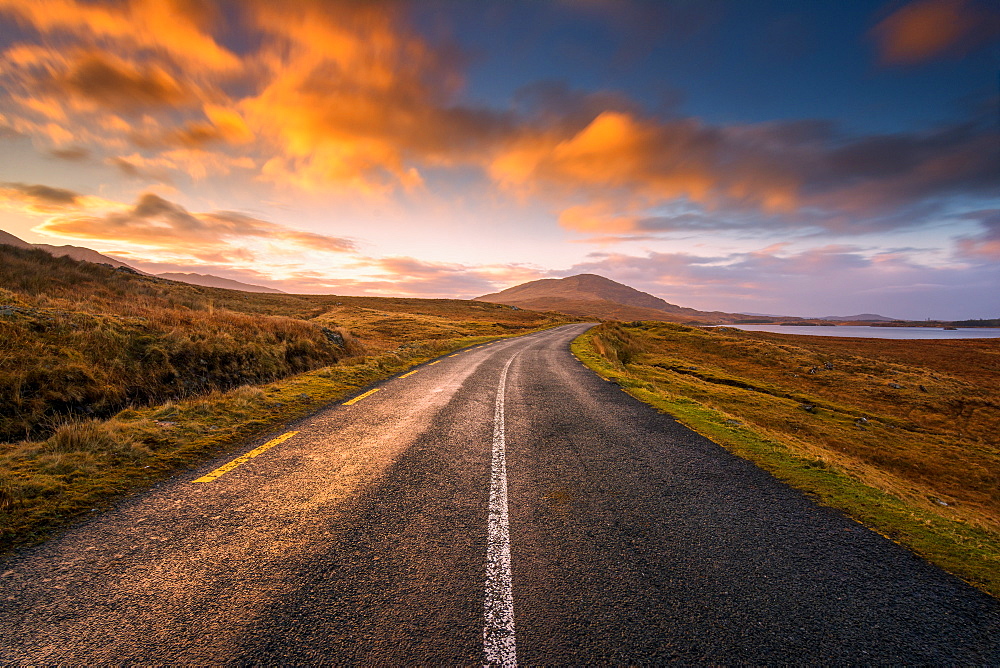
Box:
1;323;997;663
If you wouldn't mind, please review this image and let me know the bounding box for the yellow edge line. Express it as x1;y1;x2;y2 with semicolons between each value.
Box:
193;431;299;483
428;360;441;365
400;369;419;378
343;388;380;405
448;353;461;357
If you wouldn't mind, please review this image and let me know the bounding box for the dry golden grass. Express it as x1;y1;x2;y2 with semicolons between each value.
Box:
592;322;1000;527
0;245;575;549
0;246;567;441
575;322;1000;596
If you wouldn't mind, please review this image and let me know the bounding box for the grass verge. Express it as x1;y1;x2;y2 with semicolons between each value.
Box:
0;330;557;553
571;322;1000;598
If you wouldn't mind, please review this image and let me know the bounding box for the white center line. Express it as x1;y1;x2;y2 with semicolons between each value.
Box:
484;352;519;667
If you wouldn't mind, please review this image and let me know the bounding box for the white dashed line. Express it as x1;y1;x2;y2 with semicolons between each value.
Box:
484;352;519;666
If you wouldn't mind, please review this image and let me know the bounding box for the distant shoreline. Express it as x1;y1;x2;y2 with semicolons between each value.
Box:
714;324;1000;340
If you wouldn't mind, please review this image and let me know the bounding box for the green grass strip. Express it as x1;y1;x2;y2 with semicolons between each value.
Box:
571;332;1000;599
0;328;562;553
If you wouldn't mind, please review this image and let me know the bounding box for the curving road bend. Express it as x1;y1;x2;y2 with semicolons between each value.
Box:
0;323;997;664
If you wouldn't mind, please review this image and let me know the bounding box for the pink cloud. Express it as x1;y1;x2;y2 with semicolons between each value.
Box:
560;245;998;320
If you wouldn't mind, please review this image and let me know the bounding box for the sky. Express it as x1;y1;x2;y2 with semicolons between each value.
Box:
0;0;997;319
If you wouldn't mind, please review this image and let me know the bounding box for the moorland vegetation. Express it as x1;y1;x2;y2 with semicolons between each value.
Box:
575;322;1000;596
0;245;572;548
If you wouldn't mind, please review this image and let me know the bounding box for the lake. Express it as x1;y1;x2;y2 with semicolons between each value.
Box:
717;325;1000;339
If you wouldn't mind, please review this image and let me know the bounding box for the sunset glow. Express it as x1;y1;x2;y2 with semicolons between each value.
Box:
1;0;997;318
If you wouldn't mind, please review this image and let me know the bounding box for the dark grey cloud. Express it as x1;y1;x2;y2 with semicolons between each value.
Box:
48;146;91;161
0;181;81;208
36;52;194;113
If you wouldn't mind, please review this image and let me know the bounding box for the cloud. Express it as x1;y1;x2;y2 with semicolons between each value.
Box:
239;0;513;194
31;191;356;261
490;113;847;225
48;145;90;160
35;51;194;113
530;110;998;237
204;211;354;253
130;106;255;149
270;257;545;298
0;0;995;239
372;256;514;297
870;0;1000;65
107;155;172;182
107;150;254;182
0;181;82;212
955;210;1000;260
560;245;1000;319
0;0;240;72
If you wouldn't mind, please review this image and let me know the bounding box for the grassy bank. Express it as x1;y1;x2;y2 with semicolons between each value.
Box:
572;321;1000;598
0;245;574;550
0;245;565;442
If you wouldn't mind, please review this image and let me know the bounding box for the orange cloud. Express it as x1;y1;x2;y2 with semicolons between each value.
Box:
238;0;511;194
275;255;546;298
493;111;801;235
871;0;995;64
0;0;994;237
0;0;809;216
557;203;641;234
17;189;355;262
38;51;194;113
0;181;82;212
0;0;240;72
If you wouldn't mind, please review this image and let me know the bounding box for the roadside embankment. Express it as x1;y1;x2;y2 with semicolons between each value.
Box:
572;321;1000;598
0;245;576;551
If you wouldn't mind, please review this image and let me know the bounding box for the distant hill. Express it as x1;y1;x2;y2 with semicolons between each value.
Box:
0;228;281;294
475;274;749;324
0;228;35;249
819;313;897;322
33;243;143;271
156;272;285;294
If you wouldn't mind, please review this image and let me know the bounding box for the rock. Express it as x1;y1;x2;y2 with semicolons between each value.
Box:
809;367;818;374
919;384;927;392
799;404;817;413
321;327;345;346
114;265;142;275
888;382;902;389
724;419;741;426
824;361;834;370
298;393;311;400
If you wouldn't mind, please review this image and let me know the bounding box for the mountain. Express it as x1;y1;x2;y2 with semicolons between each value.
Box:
819;313;897;322
0;228;35;249
474;274;747;324
156;272;285;294
0;228;282;294
33;243;144;271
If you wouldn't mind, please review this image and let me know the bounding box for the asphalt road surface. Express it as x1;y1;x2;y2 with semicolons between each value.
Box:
1;323;998;664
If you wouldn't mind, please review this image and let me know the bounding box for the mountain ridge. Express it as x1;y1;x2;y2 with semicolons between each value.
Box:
0;229;283;294
155;272;285;294
475;273;750;324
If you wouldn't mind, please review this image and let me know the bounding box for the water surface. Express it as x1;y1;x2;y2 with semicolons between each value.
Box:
719;325;1000;339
